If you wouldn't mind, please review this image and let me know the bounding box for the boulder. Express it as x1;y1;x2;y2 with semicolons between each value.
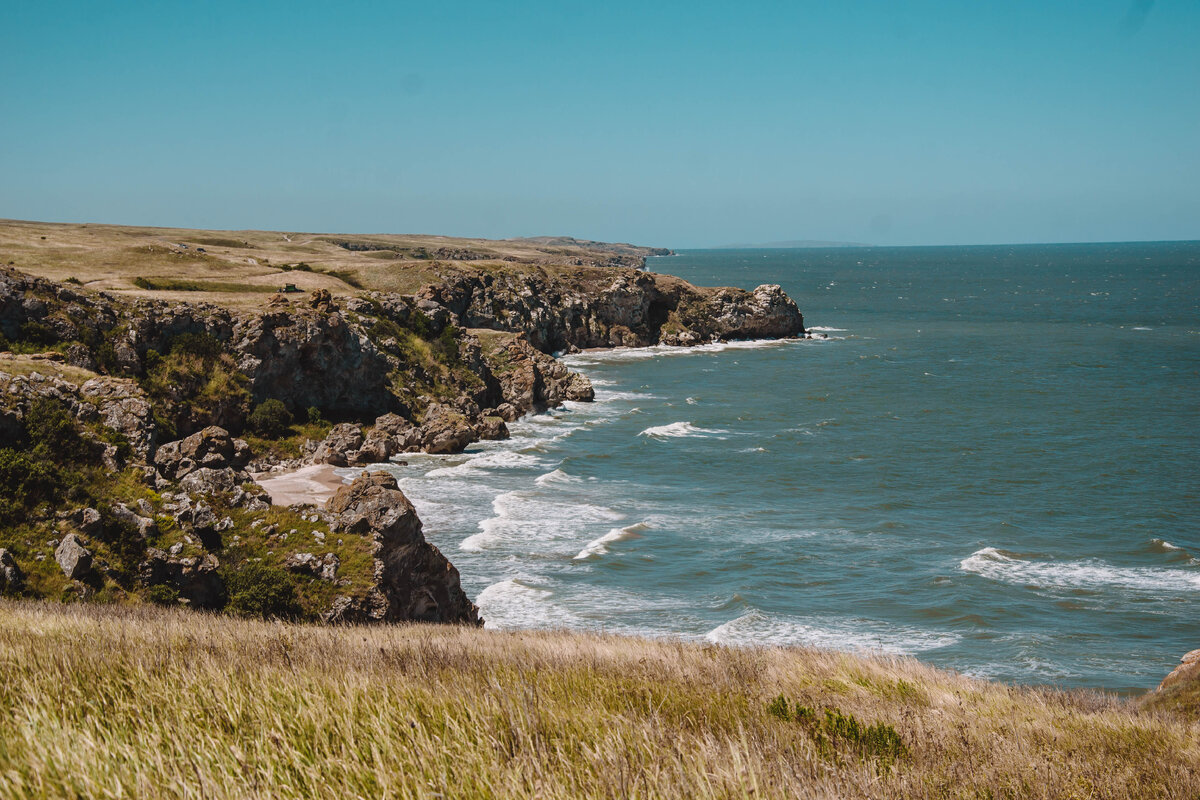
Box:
0;548;24;592
138;549;224;608
311;423;364;466
323;471;479;624
284;551;339;581
475;415;510;441
154;426;250;479
55;534;93;580
79;378;157;457
110;503;158;539
179;467;241;498
416;404;477;455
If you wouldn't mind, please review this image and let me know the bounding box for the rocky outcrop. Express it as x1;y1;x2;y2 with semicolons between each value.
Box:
0;548;24;592
413;267;804;352
322;471;479;625
154;426;251;480
79;378;156;457
138;549;224;608
55;534;93;580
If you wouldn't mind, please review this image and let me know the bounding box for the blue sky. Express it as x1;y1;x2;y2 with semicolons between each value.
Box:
1;1;1197;247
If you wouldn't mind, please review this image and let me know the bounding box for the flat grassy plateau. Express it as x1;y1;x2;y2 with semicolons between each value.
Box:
0;602;1195;800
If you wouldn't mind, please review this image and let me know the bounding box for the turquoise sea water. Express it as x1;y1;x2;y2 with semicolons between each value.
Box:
367;242;1200;692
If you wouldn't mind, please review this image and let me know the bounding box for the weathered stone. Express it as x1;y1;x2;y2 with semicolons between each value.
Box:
475;415;509;441
284;551;339;581
416;404;477;455
110;503;158;539
154;426;249;479
55;534;93;580
324;471;479;624
0;548;24;592
311;423;364;466
138;549;224;608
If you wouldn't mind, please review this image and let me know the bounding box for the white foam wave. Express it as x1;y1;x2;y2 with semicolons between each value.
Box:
476;579;578;630
424;450;544;478
460;490;625;552
704;610;959;654
959;547;1200;593
1130;326;1153;331
573;522;649;560
561;338;799;366
638;421;729;439
534;468;581;486
686;396;699;405
807;326;847;332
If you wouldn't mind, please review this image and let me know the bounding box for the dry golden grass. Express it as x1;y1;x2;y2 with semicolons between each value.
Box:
0;601;1194;799
0;219;653;309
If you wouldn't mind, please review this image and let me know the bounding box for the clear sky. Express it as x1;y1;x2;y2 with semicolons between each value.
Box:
1;1;1197;247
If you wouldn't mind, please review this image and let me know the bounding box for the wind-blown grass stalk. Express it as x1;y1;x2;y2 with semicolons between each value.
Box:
0;601;1195;799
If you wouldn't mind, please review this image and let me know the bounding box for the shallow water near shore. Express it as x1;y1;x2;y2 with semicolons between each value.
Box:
365;242;1199;692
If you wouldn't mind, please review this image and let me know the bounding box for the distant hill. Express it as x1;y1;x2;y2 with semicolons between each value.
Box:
713;239;873;249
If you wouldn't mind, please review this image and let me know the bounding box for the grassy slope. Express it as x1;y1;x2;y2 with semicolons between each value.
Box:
0;219;664;309
0;602;1196;800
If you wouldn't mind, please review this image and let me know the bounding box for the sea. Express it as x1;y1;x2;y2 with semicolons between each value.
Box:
355;242;1200;693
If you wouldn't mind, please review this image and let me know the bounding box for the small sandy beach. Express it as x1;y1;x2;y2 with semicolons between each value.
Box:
253;464;349;507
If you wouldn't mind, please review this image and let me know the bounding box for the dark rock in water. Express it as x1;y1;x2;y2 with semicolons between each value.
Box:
416;404;477;455
323;471;480;625
0;548;24;592
138;549;224;608
55;534;93;580
475;415;509;441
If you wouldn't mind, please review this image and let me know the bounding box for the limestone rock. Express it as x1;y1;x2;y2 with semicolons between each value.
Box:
323;471;479;624
417;404;477;455
138;549;224;608
110;503;158;539
284;551;339;581
0;548;24;592
311;423;364;466
154;426;250;479
55;534;93;580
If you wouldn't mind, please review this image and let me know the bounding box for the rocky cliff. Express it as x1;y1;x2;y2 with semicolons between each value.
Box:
0;248;805;626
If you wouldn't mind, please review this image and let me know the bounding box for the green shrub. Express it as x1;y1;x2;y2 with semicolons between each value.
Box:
767;698;907;767
306;406;324;425
248;399;293;438
223;563;298;619
0;448;61;524
145;584;179;606
24;397;89;465
17;321;56;346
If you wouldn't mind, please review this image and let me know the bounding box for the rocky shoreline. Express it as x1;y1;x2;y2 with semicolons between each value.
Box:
0;255;805;625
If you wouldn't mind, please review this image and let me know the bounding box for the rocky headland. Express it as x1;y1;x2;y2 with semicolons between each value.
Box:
0;222;805;625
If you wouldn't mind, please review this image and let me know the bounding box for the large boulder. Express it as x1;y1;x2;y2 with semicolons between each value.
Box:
323;471;479;625
154;426;250;479
416;404;477;455
55;534;93;580
79;378;157;457
138;549;224;608
0;548;24;592
311;423;364;467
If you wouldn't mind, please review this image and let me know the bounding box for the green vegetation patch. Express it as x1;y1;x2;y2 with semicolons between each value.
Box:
132;277;276;293
767;695;908;769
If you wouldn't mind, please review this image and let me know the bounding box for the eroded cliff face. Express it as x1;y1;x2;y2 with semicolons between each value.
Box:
415;266;805;352
323;472;480;625
1;259;805;627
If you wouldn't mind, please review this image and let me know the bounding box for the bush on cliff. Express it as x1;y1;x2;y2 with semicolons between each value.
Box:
0;449;61;524
248;399;293;438
222;562;298;619
141;332;250;437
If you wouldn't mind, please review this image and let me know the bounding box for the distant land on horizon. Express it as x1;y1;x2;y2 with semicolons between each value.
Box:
711;239;874;250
